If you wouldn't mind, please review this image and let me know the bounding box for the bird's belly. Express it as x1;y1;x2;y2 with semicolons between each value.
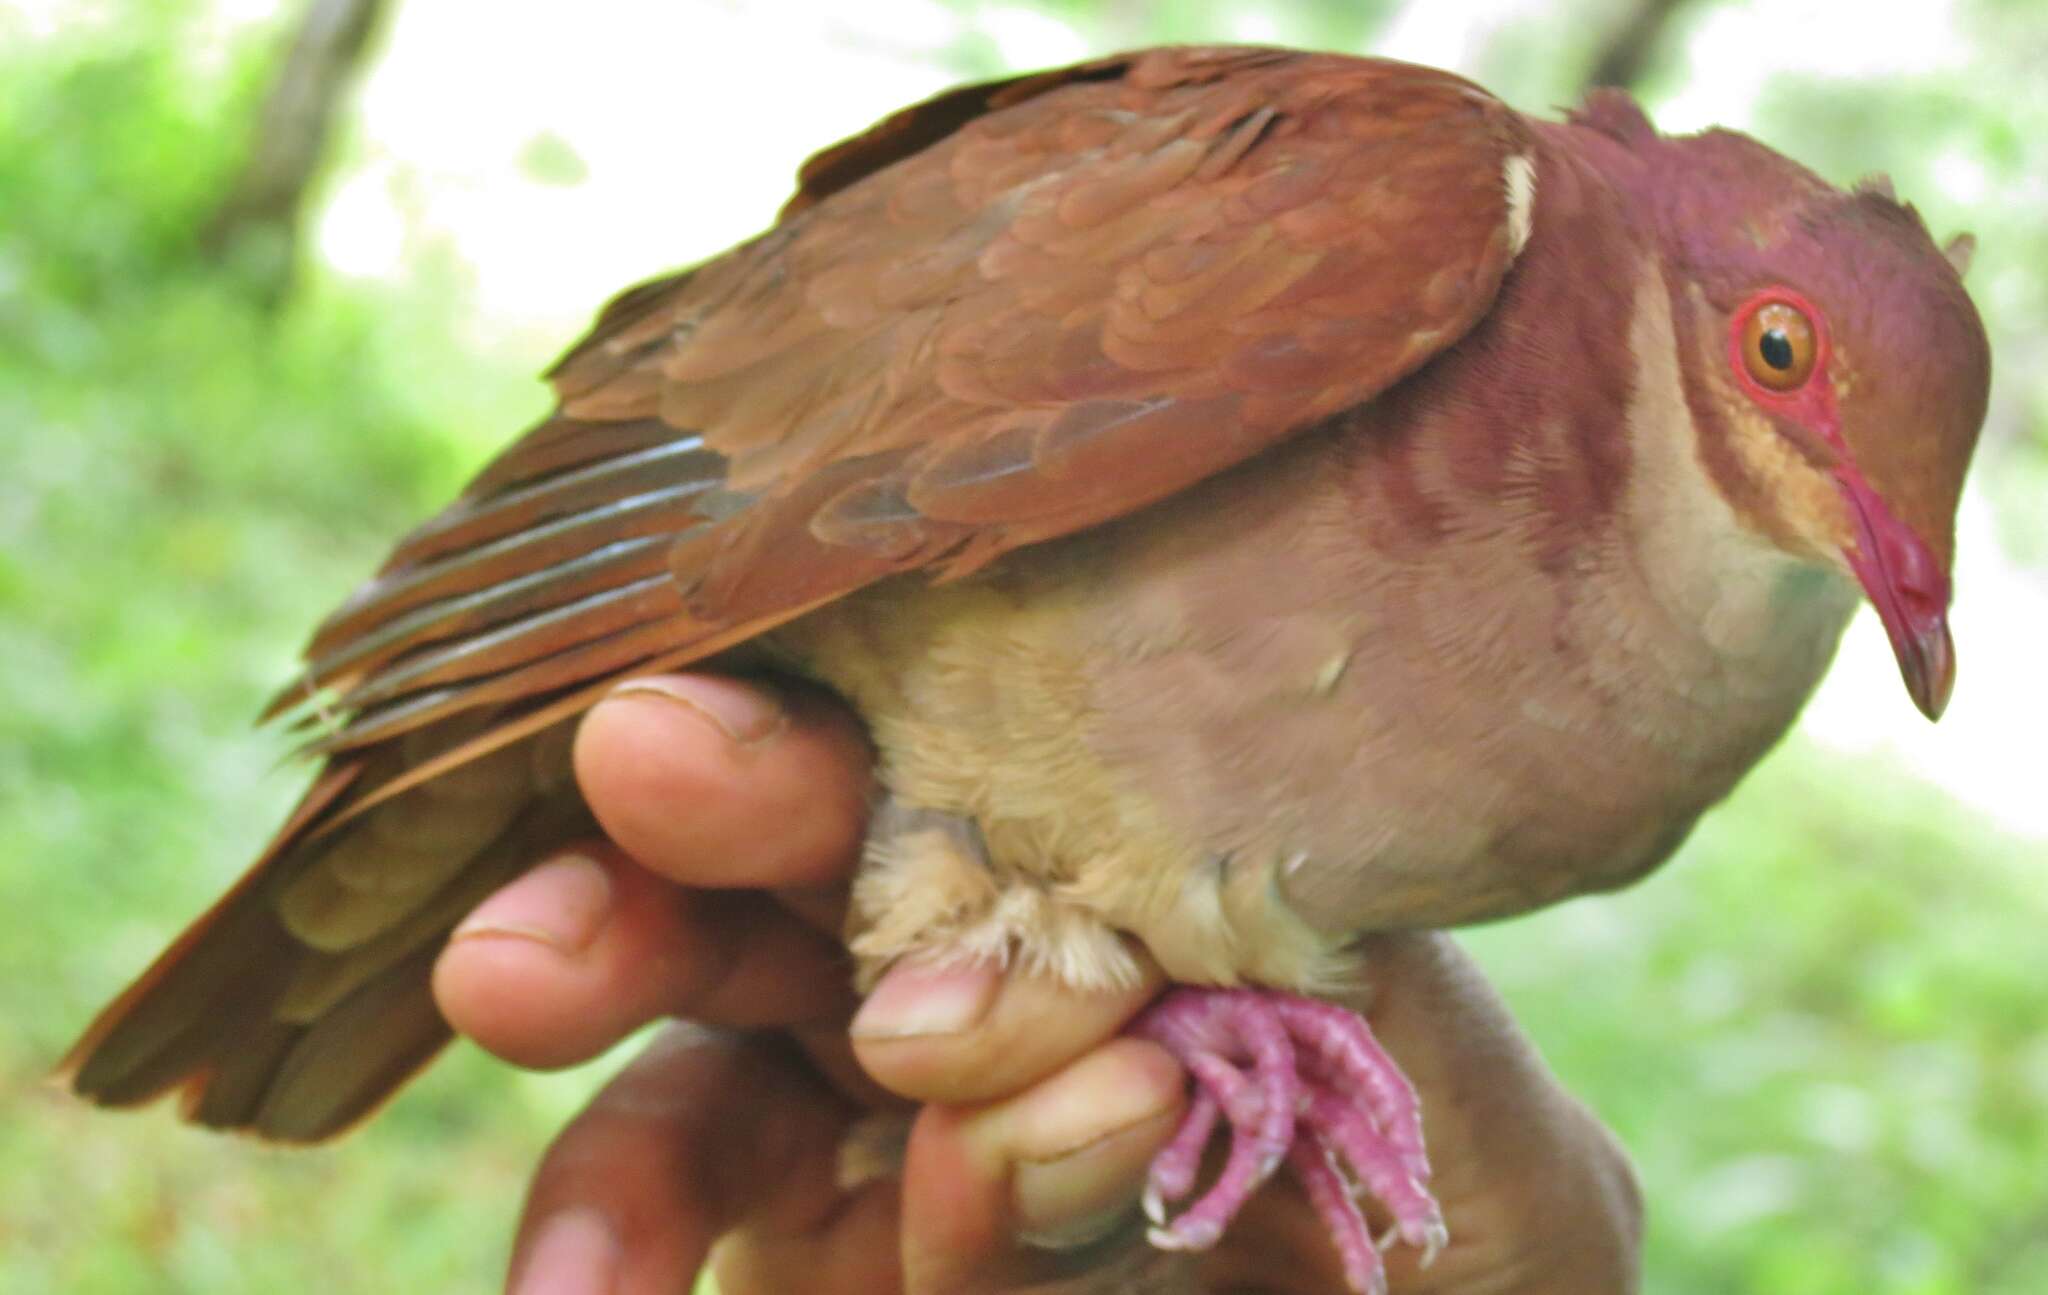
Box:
1087;539;1858;949
765;564;1257;989
770;563;1725;993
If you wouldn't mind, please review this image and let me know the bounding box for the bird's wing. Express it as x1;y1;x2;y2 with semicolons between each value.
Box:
298;47;1533;796
62;48;1532;1137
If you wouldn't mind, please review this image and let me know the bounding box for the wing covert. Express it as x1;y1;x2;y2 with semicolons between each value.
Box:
580;49;1530;627
305;48;1534;761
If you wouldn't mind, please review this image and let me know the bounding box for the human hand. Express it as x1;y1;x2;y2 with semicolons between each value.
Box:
432;673;1642;1293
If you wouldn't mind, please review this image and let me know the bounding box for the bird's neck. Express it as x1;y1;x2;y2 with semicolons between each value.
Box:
1609;244;1859;711
1531;133;1859;752
1566;125;1860;708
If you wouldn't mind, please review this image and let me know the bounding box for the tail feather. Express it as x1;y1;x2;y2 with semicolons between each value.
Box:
278;792;593;1024
60;762;359;1099
185;1021;303;1130
250;945;452;1142
59;717;591;1142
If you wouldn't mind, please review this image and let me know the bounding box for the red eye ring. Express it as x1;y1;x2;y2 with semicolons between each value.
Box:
1728;288;1829;400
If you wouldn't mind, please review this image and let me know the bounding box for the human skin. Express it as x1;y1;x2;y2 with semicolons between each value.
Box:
430;673;1644;1294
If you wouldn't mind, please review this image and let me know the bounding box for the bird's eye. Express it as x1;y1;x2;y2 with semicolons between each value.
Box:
1740;301;1818;392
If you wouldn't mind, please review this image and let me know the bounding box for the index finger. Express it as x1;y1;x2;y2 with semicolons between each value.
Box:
573;673;874;891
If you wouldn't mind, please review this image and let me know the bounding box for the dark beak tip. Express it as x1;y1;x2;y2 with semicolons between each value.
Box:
1913;681;1950;723
1907;623;1957;722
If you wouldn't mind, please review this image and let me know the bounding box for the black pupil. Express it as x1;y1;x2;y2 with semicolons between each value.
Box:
1758;328;1795;371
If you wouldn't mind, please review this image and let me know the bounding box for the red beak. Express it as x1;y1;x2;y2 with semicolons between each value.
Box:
1837;473;1956;720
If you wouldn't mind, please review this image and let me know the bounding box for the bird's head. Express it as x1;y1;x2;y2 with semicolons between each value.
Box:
1580;96;1992;720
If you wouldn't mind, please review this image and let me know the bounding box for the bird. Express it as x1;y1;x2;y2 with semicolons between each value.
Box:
61;45;1989;1293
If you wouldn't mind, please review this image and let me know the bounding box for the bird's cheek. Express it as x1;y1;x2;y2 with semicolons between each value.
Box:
1755;459;1862;571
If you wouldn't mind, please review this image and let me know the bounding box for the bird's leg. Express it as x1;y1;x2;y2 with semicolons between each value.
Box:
847;797;1148;990
1130;987;1443;1295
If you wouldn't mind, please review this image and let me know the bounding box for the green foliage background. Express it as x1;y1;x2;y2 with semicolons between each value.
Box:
2;2;2043;1292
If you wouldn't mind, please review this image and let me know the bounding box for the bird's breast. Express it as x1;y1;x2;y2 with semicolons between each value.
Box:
1072;260;1862;960
1067;408;1854;974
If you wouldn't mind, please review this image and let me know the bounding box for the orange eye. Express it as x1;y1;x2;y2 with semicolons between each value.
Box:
1741;301;1818;391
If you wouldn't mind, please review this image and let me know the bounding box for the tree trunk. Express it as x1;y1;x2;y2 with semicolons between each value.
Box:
201;0;390;305
1583;0;1693;91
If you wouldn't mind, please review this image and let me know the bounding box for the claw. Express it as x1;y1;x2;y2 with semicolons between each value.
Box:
1142;1182;1167;1227
1375;1212;1447;1262
1145;1089;1220;1207
1418;1217;1450;1268
1146;1225;1194;1251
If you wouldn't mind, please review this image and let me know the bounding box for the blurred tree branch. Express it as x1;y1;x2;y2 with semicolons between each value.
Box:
1583;0;1694;90
201;0;390;306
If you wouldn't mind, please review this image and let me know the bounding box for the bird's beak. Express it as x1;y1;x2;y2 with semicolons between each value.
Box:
1836;472;1956;720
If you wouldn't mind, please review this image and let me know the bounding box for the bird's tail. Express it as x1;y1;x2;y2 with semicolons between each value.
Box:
56;714;589;1142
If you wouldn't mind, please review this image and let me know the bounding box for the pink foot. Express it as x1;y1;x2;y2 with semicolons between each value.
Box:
1129;987;1446;1295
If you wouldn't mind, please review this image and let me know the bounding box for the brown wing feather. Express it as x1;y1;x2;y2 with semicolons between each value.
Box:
63;47;1531;1135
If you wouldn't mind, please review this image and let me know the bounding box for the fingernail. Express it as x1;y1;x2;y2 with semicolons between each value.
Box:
451;853;611;954
970;1040;1185;1243
848;959;1000;1039
1010;1109;1179;1243
514;1208;619;1295
608;676;786;745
